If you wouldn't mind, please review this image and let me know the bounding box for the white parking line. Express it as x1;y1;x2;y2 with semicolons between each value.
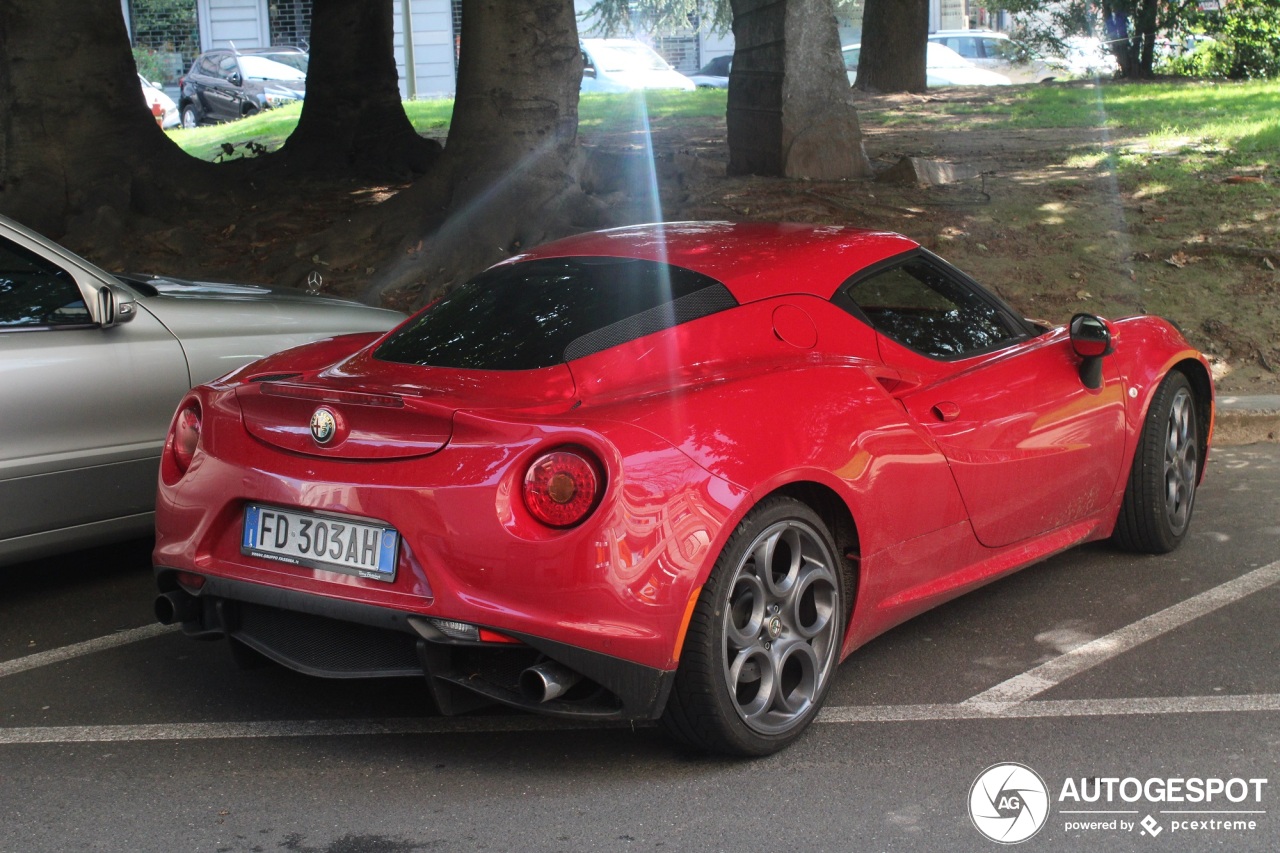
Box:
961;559;1280;712
0;623;177;679
3;561;1279;746
1;693;1278;745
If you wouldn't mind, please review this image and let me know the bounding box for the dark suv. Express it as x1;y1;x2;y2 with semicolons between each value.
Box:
179;47;308;128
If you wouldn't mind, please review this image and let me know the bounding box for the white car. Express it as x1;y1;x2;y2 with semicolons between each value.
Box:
843;42;1012;87
929;30;1065;84
139;74;179;129
1061;36;1120;77
580;39;697;93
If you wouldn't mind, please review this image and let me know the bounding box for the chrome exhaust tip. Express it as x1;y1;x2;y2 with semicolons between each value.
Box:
519;660;583;703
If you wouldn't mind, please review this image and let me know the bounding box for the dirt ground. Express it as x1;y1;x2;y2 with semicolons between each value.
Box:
115;85;1279;396
608;88;1278;397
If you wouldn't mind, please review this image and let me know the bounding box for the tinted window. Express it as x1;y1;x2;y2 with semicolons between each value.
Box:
218;55;239;79
0;238;90;329
375;257;736;370
843;259;1020;359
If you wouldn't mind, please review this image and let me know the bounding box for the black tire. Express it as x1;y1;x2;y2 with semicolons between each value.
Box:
1112;371;1201;554
661;497;845;756
181;103;200;129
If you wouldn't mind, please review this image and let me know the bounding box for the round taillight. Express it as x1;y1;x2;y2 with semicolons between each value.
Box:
171;403;202;474
522;449;603;528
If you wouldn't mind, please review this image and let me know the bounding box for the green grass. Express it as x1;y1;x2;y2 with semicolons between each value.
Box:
170;102;305;161
169;89;730;161
169;80;1280;176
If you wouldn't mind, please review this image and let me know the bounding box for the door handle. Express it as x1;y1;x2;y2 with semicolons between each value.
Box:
931;401;961;422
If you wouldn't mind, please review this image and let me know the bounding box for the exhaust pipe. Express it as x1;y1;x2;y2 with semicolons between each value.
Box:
154;590;200;625
520;661;583;703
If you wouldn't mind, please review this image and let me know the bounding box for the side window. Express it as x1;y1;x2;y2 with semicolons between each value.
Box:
952;37;981;59
0;238;90;329
988;39;1021;61
218;55;239;80
842;260;1020;359
197;55;220;76
581;51;595;73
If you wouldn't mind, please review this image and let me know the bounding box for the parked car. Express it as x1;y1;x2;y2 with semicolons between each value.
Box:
580;38;696;93
929;29;1065;84
0;214;403;567
1061;36;1120;77
139;74;179;129
843;42;1013;87
152;221;1212;756
179;46;308;128
688;54;731;88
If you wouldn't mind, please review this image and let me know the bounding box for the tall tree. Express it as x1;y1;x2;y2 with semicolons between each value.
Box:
280;0;438;177
0;0;195;236
586;0;870;179
727;0;870;178
341;0;591;304
854;0;928;93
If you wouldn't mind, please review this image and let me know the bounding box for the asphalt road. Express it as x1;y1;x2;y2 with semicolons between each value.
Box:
2;445;1278;853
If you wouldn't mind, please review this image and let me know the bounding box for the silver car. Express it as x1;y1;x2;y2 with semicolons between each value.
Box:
0;214;404;566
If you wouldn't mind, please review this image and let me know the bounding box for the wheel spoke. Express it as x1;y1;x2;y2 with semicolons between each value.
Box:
725;573;766;649
1161;389;1197;535
727;645;775;722
753;527;801;597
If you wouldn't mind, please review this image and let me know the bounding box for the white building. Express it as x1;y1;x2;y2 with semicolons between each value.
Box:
125;0;1008;98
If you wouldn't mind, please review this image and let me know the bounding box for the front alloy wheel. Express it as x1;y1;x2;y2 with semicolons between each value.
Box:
1113;371;1201;554
663;498;845;755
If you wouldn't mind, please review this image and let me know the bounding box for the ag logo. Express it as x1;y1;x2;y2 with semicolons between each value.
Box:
310;407;338;445
969;762;1050;844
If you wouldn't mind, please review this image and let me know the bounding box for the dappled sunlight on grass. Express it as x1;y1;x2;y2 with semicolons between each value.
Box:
1132;183;1170;199
1037;201;1069;225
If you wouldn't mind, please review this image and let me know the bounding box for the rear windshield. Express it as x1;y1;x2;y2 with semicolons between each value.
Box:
374;256;736;370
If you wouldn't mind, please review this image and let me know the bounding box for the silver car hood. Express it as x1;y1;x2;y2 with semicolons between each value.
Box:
118;274;404;386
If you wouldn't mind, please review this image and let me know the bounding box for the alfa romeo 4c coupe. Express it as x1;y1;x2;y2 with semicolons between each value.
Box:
153;222;1213;755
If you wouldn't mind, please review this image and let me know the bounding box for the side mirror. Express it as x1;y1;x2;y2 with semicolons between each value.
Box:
230;72;243;87
1069;313;1113;389
583;67;596;79
98;283;138;328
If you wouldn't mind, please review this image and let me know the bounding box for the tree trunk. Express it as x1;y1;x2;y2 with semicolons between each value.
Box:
727;0;870;179
280;0;439;178
1103;0;1160;79
0;0;195;238
348;0;588;306
854;0;928;94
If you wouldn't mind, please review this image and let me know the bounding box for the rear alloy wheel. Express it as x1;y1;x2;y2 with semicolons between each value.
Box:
1113;371;1201;554
663;497;844;756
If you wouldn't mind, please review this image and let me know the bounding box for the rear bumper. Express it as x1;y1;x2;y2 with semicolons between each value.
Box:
155;567;674;721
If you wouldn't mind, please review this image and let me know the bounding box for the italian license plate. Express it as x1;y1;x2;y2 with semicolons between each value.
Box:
241;505;399;582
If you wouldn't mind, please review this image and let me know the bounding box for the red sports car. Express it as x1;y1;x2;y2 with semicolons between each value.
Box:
153;222;1213;755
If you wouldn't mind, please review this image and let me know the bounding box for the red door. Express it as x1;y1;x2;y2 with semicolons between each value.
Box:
891;330;1127;548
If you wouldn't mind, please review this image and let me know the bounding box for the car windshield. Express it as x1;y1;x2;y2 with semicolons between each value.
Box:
374;257;736;370
262;52;308;73
592;43;671;73
238;55;306;81
927;43;973;69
